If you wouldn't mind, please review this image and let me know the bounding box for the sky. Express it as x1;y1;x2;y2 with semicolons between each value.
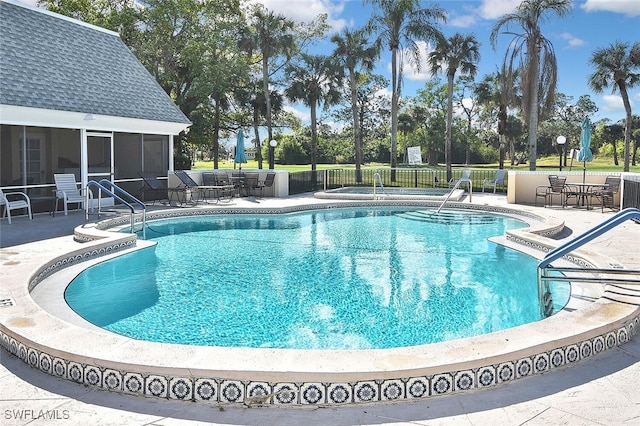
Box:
252;0;640;126
17;0;640;128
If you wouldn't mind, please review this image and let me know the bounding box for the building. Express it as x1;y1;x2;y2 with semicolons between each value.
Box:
0;0;191;210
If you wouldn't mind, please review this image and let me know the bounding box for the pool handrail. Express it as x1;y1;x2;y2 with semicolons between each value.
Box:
436;177;472;213
537;207;640;317
373;173;385;199
85;180;146;236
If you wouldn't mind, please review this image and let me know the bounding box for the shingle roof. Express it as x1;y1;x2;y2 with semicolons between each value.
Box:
0;1;191;125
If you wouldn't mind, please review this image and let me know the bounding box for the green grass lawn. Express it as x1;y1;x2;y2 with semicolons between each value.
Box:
194;156;640;173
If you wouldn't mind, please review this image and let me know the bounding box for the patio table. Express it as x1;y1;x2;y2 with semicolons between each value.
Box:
567;183;607;209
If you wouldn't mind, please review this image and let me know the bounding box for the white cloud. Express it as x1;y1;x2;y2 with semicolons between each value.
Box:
284;104;309;123
389;41;436;82
478;0;521;20
449;14;477;28
600;94;634;114
559;32;585;48
248;0;347;31
581;0;640;17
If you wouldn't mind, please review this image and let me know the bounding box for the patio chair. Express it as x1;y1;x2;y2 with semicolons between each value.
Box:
535;175;568;208
201;172;234;202
54;173;90;215
448;169;471;191
482;169;507;193
594;176;621;212
256;172;276;196
243;172;259;196
139;172;171;204
0;188;32;224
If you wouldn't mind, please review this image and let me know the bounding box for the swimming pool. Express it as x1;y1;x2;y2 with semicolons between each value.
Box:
5;200;637;406
65;208;545;349
314;186;466;201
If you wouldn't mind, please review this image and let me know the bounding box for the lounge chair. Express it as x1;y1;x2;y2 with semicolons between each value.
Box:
139;172;171;204
0;188;32;224
54;173;91;215
256;172;276;196
175;170;234;204
449;169;471;191
535;175;568;208
482;169;507;193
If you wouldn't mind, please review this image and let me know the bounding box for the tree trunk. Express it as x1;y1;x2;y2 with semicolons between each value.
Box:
390;47;399;182
619;82;632;172
262;54;273;147
526;37;540;171
350;68;362;182
213;100;220;169
445;73;454;182
252;105;262;169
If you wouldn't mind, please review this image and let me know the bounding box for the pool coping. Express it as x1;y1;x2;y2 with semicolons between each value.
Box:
1;200;639;405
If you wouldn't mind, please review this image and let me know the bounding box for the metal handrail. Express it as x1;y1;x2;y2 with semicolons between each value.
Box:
85;181;146;237
373;173;385;199
436;178;472;213
537;207;640;317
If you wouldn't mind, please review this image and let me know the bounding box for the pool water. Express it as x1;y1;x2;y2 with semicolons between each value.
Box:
65;208;552;350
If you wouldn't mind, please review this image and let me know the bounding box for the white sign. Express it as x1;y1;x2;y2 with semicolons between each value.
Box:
407;146;422;165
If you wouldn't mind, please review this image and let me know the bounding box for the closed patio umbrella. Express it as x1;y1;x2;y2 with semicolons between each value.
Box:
578;117;593;183
234;129;247;170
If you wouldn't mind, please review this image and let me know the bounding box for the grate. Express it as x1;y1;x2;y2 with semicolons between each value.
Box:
0;298;15;307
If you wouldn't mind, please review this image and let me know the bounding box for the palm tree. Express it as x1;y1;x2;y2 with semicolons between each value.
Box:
490;0;571;171
331;28;378;182
242;5;296;153
285;53;341;174
234;80;283;169
365;0;445;181
475;69;521;168
428;33;480;181
588;41;640;172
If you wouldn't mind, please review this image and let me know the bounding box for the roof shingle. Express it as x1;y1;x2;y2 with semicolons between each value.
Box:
0;1;191;125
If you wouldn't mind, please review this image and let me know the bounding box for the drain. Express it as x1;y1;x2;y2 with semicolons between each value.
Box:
0;298;15;307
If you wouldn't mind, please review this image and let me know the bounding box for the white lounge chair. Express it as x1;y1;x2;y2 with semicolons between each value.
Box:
54;174;89;215
482;169;507;193
0;188;32;224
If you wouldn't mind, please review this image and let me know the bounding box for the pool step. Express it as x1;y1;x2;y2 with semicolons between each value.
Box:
395;210;498;225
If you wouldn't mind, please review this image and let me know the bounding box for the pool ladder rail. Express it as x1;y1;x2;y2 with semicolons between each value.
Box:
436;177;472;213
537;208;640;318
85;180;147;238
372;172;385;199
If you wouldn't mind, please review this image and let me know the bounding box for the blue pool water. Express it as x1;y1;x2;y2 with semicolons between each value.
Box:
65;208;556;350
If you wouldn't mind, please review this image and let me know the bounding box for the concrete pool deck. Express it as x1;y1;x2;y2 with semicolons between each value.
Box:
1;193;640;424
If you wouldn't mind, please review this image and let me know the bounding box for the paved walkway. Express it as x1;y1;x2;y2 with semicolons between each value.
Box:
1;194;639;425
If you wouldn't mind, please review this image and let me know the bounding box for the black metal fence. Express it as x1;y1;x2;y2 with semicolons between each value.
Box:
288;168;507;195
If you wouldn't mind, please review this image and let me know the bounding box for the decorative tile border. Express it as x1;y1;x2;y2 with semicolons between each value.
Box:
2;319;638;406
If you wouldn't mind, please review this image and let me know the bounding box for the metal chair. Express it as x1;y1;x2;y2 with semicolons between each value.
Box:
595;176;621;212
535;175;568;208
257;172;276;196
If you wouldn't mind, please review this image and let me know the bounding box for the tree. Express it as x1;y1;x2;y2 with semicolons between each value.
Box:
589;41;640;172
331;28;378;182
285;54;341;174
242;5;297;160
365;0;445;181
456;76;481;166
428;33;480;180
490;0;571;171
